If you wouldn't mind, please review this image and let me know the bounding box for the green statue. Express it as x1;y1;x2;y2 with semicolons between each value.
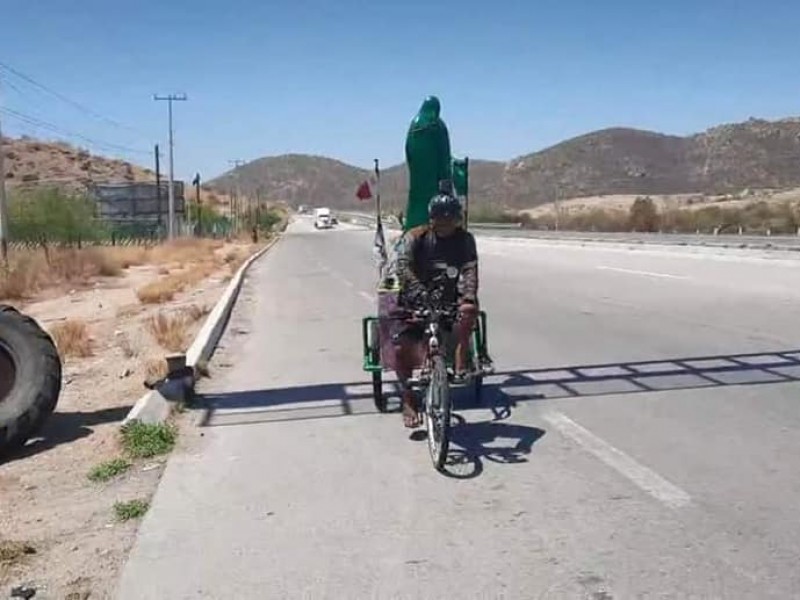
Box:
404;96;453;231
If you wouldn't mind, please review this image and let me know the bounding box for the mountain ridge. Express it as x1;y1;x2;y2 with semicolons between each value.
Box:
207;115;800;210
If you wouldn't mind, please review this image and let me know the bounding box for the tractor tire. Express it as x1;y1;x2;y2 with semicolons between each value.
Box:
0;304;62;454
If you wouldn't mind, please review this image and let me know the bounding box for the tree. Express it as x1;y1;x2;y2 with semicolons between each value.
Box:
628;196;659;232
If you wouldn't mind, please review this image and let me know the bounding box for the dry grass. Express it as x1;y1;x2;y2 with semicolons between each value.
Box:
146;304;210;351
0;540;36;565
0;247;124;300
50;319;93;358
148;238;222;265
143;357;168;381
181;303;211;322
146;312;190;352
133;239;228;305
0;238;226;302
111;246;149;269
116;304;143;319
136;277;182;304
136;261;217;304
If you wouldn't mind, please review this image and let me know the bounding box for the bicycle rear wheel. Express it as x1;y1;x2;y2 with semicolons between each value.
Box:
425;354;451;471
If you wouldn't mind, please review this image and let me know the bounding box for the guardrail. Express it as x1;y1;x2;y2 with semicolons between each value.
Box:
326;211;800;251
474;228;800;251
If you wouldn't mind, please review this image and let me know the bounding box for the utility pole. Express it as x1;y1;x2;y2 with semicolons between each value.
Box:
553;185;561;231
154;93;187;239
0;75;8;266
154;144;162;234
192;173;201;236
228;159;245;233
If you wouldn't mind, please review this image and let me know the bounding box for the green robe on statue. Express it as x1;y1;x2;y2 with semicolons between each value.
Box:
404;96;453;231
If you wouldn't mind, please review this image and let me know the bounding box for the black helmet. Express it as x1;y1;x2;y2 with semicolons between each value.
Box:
428;193;462;220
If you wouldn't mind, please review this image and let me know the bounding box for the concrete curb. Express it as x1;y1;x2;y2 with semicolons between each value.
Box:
185;236;280;370
121;235;282;426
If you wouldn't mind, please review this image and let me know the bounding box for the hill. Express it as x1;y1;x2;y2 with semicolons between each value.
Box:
2;136;155;188
207;154;505;213
0;136;241;213
504;117;800;206
208;116;800;211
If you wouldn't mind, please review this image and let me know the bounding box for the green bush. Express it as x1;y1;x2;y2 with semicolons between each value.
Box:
628;197;659;232
8;187;108;243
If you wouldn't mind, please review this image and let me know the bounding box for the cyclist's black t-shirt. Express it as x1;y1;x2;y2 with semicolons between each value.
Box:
396;226;478;308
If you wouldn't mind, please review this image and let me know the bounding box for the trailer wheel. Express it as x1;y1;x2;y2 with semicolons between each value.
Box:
0;305;62;454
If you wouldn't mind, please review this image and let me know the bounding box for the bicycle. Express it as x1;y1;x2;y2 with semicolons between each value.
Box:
362;272;494;471
409;289;460;470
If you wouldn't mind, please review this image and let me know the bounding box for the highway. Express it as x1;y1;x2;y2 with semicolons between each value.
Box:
118;217;800;599
342;210;800;251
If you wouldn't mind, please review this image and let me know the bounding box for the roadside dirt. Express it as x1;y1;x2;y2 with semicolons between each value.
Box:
523;187;800;218
0;238;266;599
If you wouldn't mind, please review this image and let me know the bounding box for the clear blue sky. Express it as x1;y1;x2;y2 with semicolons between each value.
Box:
2;0;800;182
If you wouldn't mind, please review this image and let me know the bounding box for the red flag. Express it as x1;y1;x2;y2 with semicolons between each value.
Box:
356;180;372;201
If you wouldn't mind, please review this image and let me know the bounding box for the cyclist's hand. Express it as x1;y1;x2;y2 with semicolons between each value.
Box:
458;302;478;316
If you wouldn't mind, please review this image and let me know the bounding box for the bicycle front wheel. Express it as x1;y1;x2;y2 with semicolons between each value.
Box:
425;354;451;471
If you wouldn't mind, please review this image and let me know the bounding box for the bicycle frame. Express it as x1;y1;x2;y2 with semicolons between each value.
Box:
415;304;456;386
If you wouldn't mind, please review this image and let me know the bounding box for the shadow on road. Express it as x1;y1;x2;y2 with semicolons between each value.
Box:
493;348;800;401
197;348;800;428
439;414;547;480
1;405;132;465
198;377;512;428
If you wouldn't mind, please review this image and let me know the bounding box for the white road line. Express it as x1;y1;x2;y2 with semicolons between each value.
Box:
359;291;374;302
543;411;691;509
597;266;688;280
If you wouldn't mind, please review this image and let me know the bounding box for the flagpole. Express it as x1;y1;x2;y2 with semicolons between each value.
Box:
464;156;470;231
373;158;381;224
372;158;388;275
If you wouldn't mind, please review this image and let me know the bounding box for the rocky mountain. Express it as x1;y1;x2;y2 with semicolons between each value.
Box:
208;116;800;210
1;136;154;188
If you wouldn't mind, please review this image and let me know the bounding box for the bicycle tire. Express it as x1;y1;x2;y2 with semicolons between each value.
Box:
473;375;484;405
367;320;387;413
372;371;387;413
425;354;451;470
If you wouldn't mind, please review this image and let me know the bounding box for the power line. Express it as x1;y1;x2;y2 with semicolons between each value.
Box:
0;107;151;156
0;61;150;140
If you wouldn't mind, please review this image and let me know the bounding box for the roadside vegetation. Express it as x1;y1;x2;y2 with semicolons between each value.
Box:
472;195;800;235
87;458;132;483
0;186;287;302
113;499;150;522
50;319;93;357
120;421;178;459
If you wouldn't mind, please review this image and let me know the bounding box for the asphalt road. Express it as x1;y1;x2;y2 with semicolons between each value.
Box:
118;217;800;599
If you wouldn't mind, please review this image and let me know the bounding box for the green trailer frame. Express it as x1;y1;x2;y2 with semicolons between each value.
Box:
361;308;492;412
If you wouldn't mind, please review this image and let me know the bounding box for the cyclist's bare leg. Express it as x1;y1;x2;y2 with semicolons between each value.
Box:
395;339;425;428
454;304;478;375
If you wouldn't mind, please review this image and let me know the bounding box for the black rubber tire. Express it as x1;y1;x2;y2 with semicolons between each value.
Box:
367;320;387;413
426;355;451;471
372;370;387;413
473;375;484;405
0;304;62;454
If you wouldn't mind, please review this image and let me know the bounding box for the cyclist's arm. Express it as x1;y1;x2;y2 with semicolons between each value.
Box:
460;233;479;305
396;229;427;303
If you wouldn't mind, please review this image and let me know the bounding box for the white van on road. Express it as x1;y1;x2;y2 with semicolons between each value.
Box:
314;207;333;229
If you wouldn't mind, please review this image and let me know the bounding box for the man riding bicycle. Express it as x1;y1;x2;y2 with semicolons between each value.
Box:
393;192;479;428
